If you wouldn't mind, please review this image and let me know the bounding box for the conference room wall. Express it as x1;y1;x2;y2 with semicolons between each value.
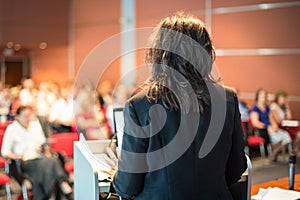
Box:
91;0;300;119
0;0;299;118
211;5;300;119
0;0;69;84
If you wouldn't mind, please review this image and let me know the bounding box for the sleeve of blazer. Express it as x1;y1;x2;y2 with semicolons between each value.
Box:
225;91;247;186
113;101;149;199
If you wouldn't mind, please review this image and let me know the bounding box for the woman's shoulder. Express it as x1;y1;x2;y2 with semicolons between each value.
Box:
270;102;279;110
127;89;152;112
211;83;237;102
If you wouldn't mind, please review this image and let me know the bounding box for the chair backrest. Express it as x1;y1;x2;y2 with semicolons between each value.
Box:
0;129;5;153
48;133;79;158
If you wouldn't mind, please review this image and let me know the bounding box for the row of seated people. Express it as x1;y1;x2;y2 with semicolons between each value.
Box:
0;106;74;199
0;78;130;141
239;88;300;161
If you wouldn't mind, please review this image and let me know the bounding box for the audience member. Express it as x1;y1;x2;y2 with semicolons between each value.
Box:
0;87;12;122
1;106;72;199
250;88;292;161
237;91;250;141
270;91;300;151
106;84;129;134
36;81;56;137
74;82;110;140
19;78;37;108
97;81;114;135
9;86;22;119
49;82;75;133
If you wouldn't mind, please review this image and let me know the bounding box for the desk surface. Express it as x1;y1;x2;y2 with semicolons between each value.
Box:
251;174;300;195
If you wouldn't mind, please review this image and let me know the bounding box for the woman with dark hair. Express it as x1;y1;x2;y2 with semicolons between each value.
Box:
112;12;246;200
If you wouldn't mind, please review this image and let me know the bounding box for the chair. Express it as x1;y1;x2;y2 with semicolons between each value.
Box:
0;157;12;200
6;159;31;200
0;173;11;200
242;121;270;158
48;132;79;158
48;133;79;176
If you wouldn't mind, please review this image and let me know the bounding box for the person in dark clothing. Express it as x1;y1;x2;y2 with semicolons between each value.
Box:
112;12;247;200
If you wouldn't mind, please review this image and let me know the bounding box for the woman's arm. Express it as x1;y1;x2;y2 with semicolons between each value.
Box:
268;111;279;132
225;92;247;186
113;101;148;199
1;126;23;160
250;111;265;129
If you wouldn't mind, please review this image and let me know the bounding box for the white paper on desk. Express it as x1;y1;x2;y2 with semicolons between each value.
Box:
282;120;299;127
251;187;300;200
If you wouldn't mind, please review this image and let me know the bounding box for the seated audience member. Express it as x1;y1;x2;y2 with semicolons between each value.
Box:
237;91;250;141
106;84;129;134
1;106;73;199
250;88;292;161
36;81;56;137
19;78;37;108
270;91;300;150
0;87;12;122
9;86;22;120
49;82;74;133
74;84;110;140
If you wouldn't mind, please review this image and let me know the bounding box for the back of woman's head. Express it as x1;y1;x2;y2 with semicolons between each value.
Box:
145;12;215;113
146;12;215;80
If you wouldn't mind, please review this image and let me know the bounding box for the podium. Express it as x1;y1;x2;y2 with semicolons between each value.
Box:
74;135;116;200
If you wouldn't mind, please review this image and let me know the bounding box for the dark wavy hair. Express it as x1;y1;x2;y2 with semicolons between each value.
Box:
145;12;216;113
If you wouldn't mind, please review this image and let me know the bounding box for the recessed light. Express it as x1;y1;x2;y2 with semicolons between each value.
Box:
39;42;47;50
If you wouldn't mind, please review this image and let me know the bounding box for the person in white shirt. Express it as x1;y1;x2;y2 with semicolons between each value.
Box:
270;91;292;125
19;78;37;108
1;106;73;200
49;83;74;133
270;91;300;152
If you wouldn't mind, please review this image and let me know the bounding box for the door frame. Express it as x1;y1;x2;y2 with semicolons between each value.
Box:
0;56;30;86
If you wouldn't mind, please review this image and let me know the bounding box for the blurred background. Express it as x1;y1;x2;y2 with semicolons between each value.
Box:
0;0;299;118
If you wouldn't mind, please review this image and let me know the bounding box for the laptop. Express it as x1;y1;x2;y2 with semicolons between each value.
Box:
112;107;124;148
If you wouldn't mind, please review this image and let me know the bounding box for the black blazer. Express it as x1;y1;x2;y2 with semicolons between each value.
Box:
113;83;247;200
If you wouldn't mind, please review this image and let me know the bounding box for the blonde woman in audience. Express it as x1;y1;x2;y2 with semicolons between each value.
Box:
270;91;292;126
270;91;300;151
250;88;292;161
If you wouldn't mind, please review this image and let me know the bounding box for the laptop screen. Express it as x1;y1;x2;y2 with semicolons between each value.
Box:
113;107;124;147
